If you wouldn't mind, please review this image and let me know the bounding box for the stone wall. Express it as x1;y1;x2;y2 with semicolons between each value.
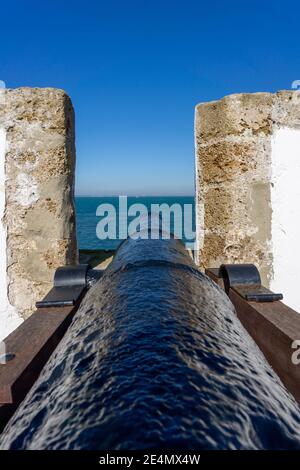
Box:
0;88;78;340
195;91;300;312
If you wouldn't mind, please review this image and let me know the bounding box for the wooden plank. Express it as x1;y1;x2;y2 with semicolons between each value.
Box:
206;266;300;405
205;268;225;290
229;289;300;406
0;304;80;405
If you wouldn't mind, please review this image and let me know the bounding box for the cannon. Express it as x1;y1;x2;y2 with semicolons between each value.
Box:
1;235;300;449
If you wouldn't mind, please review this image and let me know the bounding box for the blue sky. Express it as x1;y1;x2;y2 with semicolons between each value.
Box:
1;0;300;195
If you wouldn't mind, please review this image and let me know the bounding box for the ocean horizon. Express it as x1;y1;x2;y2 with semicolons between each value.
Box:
75;196;195;250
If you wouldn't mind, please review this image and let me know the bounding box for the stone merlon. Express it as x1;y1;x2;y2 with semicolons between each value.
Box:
195;90;300;311
0;88;78;339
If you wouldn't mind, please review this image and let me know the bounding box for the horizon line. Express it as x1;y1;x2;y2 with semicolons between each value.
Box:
75;194;195;198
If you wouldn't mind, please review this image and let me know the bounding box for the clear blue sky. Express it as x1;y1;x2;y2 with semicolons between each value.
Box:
1;0;299;195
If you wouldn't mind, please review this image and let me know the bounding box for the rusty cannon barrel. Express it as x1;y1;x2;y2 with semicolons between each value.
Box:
1;236;300;450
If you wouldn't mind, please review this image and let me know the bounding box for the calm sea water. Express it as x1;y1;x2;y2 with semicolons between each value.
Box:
75;196;195;250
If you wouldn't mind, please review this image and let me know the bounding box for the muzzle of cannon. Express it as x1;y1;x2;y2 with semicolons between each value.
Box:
1;235;300;449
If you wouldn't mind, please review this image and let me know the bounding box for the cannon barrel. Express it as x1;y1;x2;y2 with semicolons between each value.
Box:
1;236;300;450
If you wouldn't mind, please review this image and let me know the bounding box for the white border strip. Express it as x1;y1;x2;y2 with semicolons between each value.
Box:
270;127;300;313
0;127;22;341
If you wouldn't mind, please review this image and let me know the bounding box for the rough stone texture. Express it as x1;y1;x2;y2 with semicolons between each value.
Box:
195;91;300;287
0;88;78;323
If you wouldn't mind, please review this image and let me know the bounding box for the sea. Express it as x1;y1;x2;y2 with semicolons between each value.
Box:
75;196;195;250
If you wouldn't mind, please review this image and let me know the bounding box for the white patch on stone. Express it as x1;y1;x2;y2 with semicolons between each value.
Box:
15;172;39;207
0;128;23;341
270;127;300;313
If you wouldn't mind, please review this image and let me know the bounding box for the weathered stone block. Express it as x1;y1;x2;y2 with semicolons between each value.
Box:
0;88;77;339
195;91;300;312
